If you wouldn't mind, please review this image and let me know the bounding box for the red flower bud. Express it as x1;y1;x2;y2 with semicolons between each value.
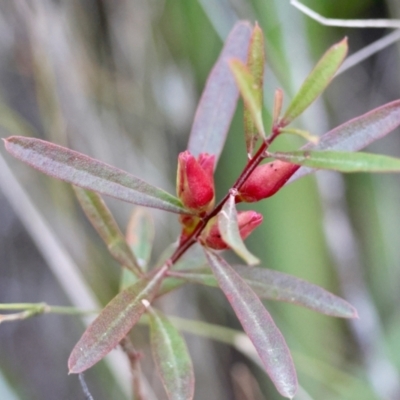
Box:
237;161;300;202
200;211;263;250
177;151;215;214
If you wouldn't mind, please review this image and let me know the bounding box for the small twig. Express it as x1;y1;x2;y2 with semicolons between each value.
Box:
291;1;400;77
291;0;400;29
337;30;400;76
79;374;94;400
0;302;98;316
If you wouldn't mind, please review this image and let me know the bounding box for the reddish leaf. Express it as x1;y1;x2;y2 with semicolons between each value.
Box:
233;265;357;318
236;100;400;199
68;266;167;374
205;250;297;399
170;265;357;318
187;21;252;165
148;308;194;400
291;99;400;181
3;136;187;214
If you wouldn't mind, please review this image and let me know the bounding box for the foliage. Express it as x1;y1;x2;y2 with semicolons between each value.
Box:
3;17;400;400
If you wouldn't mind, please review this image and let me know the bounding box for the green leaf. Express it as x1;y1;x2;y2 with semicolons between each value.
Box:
73;187;142;276
148;308;194;400
244;23;265;156
218;195;259;265
205;250;297;399
171;265;357;318
68;266;167;374
271;150;400;173
229;59;266;138
3;136;188;214
281;38;348;126
188;21;252;165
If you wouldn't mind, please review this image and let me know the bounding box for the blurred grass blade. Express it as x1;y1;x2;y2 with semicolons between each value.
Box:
148;307;194;400
205;250;297;399
281;38;348;126
218;195;259;265
121;207;155;289
68;266;167;374
187;21;252;165
3;136;187;214
244;23;265;155
126;208;154;271
170;265;357;318
271;150;400;173
73;186;142;276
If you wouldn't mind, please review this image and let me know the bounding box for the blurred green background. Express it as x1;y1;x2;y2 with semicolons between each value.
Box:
1;0;400;399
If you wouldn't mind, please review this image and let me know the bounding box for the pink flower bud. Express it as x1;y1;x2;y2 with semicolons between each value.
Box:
237;161;300;202
177;151;215;214
200;211;263;250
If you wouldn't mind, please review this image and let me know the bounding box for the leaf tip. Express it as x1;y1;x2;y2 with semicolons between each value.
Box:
2;137;11;148
351;307;359;319
253;21;262;32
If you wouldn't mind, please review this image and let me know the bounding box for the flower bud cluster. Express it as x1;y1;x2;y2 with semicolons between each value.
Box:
176;151;265;250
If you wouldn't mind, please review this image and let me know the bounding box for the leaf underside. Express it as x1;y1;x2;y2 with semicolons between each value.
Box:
149;308;194;400
4;136;187;214
205;250;297;399
187;21;252;166
218;195;259;265
169;265;357;318
290;99;400;182
68;267;166;374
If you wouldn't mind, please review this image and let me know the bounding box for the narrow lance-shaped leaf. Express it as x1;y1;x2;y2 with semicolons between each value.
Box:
169;265;357;318
235;99;400;200
218;195;259;265
272;88;283;126
68;266;167;374
281;38;348;126
3;137;188;214
73;186;142;276
229;60;266;138
244;23;265;156
188;21;252;166
290;99;400;181
148;307;194;400
271;150;400;173
205;250;297;399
